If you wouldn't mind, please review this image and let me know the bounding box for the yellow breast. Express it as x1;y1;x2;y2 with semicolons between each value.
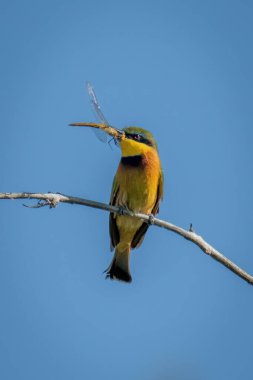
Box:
117;149;161;214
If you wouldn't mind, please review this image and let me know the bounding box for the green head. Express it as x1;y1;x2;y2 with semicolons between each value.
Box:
123;127;158;151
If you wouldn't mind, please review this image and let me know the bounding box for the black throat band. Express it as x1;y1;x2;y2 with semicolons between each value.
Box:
121;155;143;167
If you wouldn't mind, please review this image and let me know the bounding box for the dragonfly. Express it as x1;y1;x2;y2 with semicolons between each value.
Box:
70;82;124;144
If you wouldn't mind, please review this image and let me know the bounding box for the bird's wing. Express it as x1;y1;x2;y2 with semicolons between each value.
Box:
151;168;164;215
131;170;164;249
109;175;120;250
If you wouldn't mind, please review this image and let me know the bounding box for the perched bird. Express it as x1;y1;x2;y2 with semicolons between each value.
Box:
106;127;163;282
70;123;163;283
70;83;163;283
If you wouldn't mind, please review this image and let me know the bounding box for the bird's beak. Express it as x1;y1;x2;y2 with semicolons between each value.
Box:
69;122;125;141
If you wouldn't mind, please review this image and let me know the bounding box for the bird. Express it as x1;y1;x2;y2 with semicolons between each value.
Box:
106;126;163;283
70;122;163;283
70;82;163;283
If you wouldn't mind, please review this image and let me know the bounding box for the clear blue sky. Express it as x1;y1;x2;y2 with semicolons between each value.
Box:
0;1;253;379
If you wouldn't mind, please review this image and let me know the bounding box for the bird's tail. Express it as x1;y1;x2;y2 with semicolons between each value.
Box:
105;243;132;283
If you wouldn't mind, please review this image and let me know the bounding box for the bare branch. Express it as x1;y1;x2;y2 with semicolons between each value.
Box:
0;191;252;285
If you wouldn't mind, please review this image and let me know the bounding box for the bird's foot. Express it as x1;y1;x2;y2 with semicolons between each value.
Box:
118;205;133;216
118;206;125;215
148;214;155;225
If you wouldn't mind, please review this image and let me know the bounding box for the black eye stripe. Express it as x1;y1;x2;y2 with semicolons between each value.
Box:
125;132;153;147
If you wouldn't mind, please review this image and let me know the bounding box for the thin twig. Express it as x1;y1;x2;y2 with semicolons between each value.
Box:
0;191;252;285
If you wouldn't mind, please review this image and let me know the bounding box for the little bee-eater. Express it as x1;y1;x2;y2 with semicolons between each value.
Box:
70;123;163;283
70;83;163;283
107;127;163;282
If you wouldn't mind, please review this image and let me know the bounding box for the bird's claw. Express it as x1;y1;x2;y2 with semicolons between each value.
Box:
118;205;133;216
148;214;155;225
118;206;126;215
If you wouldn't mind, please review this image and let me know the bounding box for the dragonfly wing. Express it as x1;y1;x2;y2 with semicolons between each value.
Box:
86;82;108;142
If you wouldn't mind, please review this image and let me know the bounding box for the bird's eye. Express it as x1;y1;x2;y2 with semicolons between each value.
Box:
134;134;140;141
